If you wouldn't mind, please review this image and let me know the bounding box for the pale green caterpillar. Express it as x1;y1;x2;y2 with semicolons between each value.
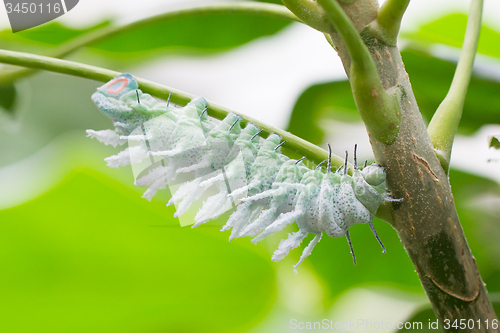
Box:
87;74;402;272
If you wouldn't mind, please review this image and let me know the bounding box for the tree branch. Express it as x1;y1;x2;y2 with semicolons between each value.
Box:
320;0;497;329
0;2;300;86
368;0;410;45
316;0;401;145
427;0;483;172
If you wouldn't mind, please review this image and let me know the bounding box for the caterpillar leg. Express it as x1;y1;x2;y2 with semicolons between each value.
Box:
385;194;403;202
149;149;183;157
252;210;303;244
113;121;133;130
142;175;169;201
222;202;252;232
271;229;308;262
240;207;278;237
176;160;211;174
230;205;263;241
123;134;151;141
368;221;386;253
240;189;280;203
104;147;131;168
168;177;207;207
226;185;249;200
86;129;126;147
199;174;223;188
139;166;178;201
105;145;149;168
135;165;175;187
173;178;205;218
293;233;322;274
193;190;231;227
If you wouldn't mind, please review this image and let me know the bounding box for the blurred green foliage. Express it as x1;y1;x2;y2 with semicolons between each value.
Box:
0;169;275;332
490;136;500;149
0;84;16;113
0;73;110;166
402;13;500;59
0;21;110;47
0;0;290;65
91;12;288;58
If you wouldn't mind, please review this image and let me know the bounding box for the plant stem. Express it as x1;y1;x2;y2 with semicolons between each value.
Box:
368;0;410;45
0;2;300;86
281;0;333;33
317;0;401;145
427;0;483;172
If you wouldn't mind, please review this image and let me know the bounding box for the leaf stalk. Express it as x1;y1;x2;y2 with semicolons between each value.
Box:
427;0;483;171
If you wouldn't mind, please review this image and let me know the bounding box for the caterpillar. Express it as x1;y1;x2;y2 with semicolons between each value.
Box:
87;73;402;272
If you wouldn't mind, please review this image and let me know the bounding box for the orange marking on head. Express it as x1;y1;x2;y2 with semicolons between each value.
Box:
106;77;128;95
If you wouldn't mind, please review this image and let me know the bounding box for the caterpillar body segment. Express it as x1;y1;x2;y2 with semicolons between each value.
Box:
193;123;262;224
240;159;310;238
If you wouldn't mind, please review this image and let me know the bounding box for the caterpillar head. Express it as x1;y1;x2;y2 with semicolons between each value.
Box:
97;73;138;99
91;74;166;125
360;164;386;186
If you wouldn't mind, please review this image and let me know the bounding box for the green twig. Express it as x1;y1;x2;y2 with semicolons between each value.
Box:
317;0;401;145
427;0;483;171
281;0;333;33
0;2;300;86
368;0;410;45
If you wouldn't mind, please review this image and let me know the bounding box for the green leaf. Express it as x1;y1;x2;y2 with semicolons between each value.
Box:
0;21;111;48
91;10;290;59
0;169;276;332
257;0;284;4
403;48;500;134
0;84;17;114
402;13;500;59
0;2;291;61
448;169;500;285
286;80;358;145
489;135;500;149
